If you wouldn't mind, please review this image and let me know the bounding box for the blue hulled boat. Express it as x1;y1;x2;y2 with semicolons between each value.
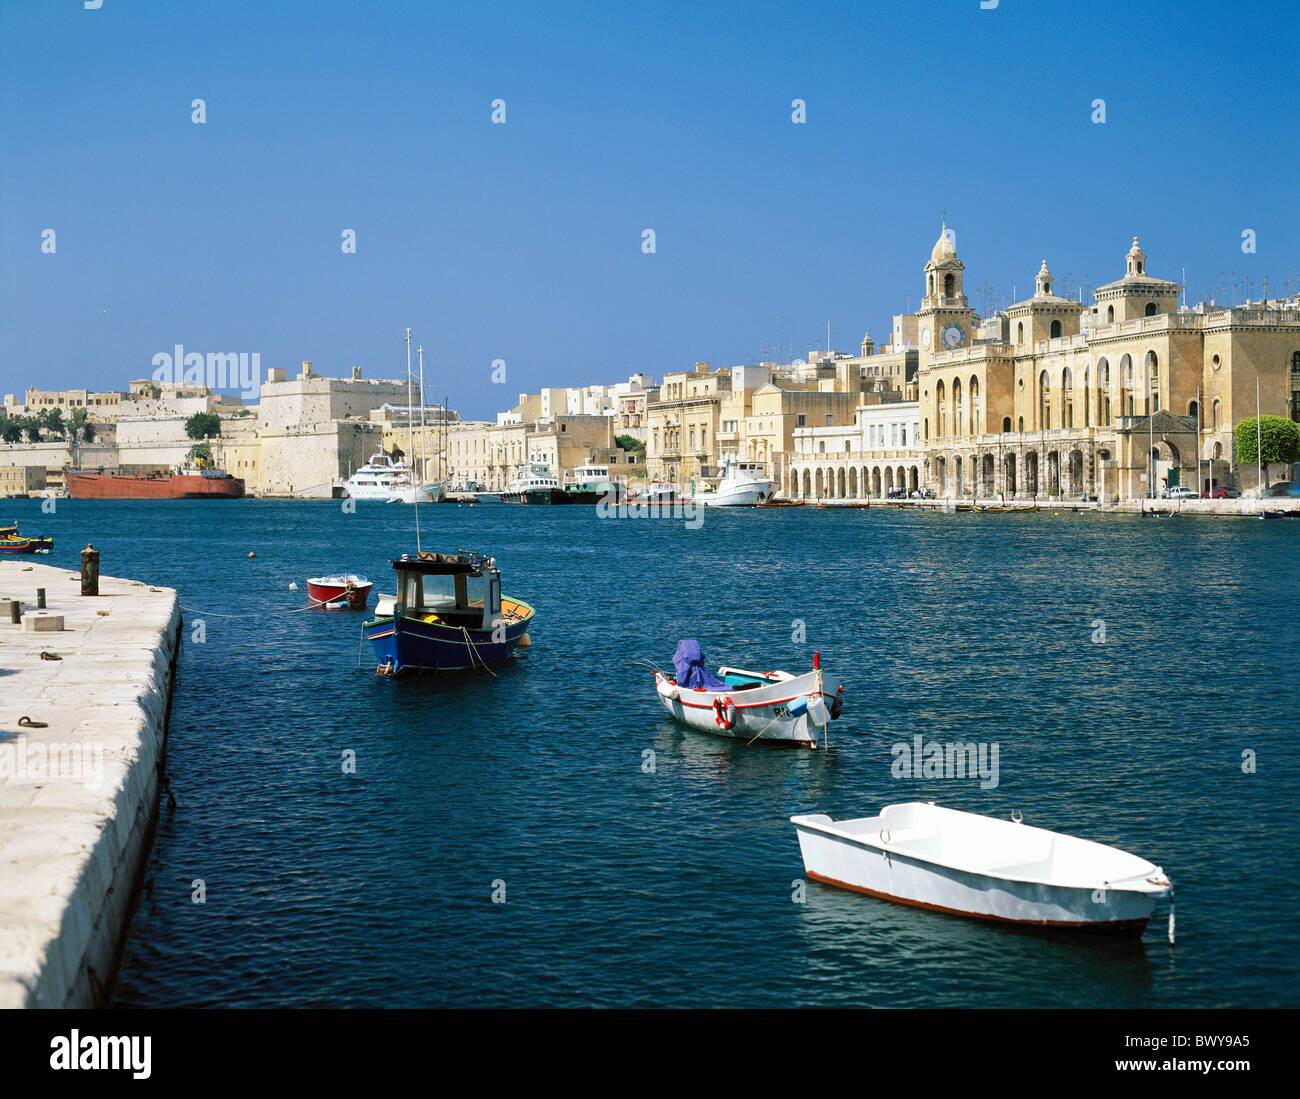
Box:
363;551;535;675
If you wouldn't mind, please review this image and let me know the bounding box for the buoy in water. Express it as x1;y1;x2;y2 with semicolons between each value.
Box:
518;633;531;648
248;552;255;558
288;582;298;590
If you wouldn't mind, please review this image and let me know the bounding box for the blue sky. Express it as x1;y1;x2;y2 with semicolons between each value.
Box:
2;0;1297;418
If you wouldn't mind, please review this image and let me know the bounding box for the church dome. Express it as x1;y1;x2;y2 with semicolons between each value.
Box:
930;223;957;263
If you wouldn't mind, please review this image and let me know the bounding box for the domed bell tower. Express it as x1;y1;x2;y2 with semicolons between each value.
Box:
917;223;979;360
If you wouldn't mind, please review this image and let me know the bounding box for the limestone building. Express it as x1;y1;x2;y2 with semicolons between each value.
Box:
801;228;1300;501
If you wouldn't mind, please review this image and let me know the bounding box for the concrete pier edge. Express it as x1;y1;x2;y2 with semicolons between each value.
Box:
0;561;181;1008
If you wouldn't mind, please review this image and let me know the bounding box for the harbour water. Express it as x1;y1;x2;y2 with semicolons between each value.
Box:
5;499;1295;1007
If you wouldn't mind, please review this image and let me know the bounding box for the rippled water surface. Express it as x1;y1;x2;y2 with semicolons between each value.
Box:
8;498;1295;1007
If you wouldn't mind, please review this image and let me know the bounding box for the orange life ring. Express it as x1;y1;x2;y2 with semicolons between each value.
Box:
713;695;737;730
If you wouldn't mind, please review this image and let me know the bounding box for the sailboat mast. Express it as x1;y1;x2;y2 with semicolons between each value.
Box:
405;328;414;477
418;345;428;486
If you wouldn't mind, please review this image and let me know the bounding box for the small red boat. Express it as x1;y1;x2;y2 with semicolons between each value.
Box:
306;574;373;609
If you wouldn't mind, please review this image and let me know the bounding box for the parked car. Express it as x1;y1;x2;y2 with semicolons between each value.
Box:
1201;486;1240;499
1266;482;1296;498
1167;486;1197;499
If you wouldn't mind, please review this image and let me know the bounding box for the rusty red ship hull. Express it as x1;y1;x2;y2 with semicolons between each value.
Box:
63;467;245;500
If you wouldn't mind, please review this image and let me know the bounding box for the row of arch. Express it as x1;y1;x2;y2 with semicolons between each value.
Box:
788;464;921;499
926;350;1231;440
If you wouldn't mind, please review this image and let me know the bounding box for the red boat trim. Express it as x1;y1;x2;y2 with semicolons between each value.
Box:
368;629;396;640
804;871;1150;934
675;692;834;712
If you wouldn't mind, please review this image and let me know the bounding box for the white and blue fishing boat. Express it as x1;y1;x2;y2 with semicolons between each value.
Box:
363;551;535;675
652;640;843;748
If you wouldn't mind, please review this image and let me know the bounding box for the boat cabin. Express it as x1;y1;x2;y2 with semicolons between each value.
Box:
388;551;502;630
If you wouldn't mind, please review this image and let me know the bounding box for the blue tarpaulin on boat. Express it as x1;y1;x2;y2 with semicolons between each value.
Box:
673;639;726;690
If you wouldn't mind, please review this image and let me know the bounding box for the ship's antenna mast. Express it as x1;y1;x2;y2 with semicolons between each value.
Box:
405;328;419;552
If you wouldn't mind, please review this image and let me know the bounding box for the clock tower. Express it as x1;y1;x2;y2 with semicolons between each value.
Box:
916;222;980;364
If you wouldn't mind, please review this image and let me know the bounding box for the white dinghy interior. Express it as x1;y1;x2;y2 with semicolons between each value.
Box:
792;802;1174;940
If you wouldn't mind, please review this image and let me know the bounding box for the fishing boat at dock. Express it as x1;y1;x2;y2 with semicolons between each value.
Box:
500;461;567;504
791;802;1174;937
693;457;776;507
653;640;843;748
364;551;535;675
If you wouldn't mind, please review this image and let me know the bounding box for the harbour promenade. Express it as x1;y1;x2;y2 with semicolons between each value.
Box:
0;560;180;1007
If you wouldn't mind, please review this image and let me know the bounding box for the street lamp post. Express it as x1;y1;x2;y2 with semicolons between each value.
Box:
1257;375;1263;497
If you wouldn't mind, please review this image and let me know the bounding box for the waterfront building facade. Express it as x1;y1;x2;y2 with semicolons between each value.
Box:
790;401;923;499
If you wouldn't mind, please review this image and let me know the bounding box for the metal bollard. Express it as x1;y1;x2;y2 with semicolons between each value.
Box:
81;544;100;597
9;599;20;624
37;587;46;610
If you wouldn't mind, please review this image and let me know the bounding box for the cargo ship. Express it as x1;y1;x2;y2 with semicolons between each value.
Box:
63;462;245;500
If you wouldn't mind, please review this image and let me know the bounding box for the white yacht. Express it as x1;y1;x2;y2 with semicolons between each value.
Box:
694;457;776;507
343;452;418;501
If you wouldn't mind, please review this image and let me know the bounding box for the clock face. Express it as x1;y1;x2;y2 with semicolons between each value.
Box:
942;323;965;350
921;326;931;350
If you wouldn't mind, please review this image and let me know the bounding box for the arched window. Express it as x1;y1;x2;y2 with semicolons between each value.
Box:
953;378;963;438
1062;367;1074;428
1017;322;1024;346
923;417;929;441
1017;416;1024;431
1212;398;1221;431
969;376;980;435
1145;303;1158;317
1002;416;1012;433
928;275;934;296
1145;351;1160;413
1039;371;1051;430
944;273;955;297
1097;357;1110;426
1107;305;1115;323
1121;353;1134;416
1083;366;1091;427
1050;319;1062;339
936;381;946;437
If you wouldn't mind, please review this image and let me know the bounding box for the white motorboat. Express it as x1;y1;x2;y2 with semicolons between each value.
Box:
386;481;445;504
791;802;1174;937
694;457;776;507
640;479;683;502
343;451;417;501
653;640;843;748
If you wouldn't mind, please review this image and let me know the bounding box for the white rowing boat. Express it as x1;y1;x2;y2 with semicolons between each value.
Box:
791;802;1174;938
653;639;843;748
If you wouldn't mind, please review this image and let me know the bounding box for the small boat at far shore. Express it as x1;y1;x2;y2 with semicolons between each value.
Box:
792;802;1174;938
0;531;53;554
653;640;843;749
306;574;373;608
